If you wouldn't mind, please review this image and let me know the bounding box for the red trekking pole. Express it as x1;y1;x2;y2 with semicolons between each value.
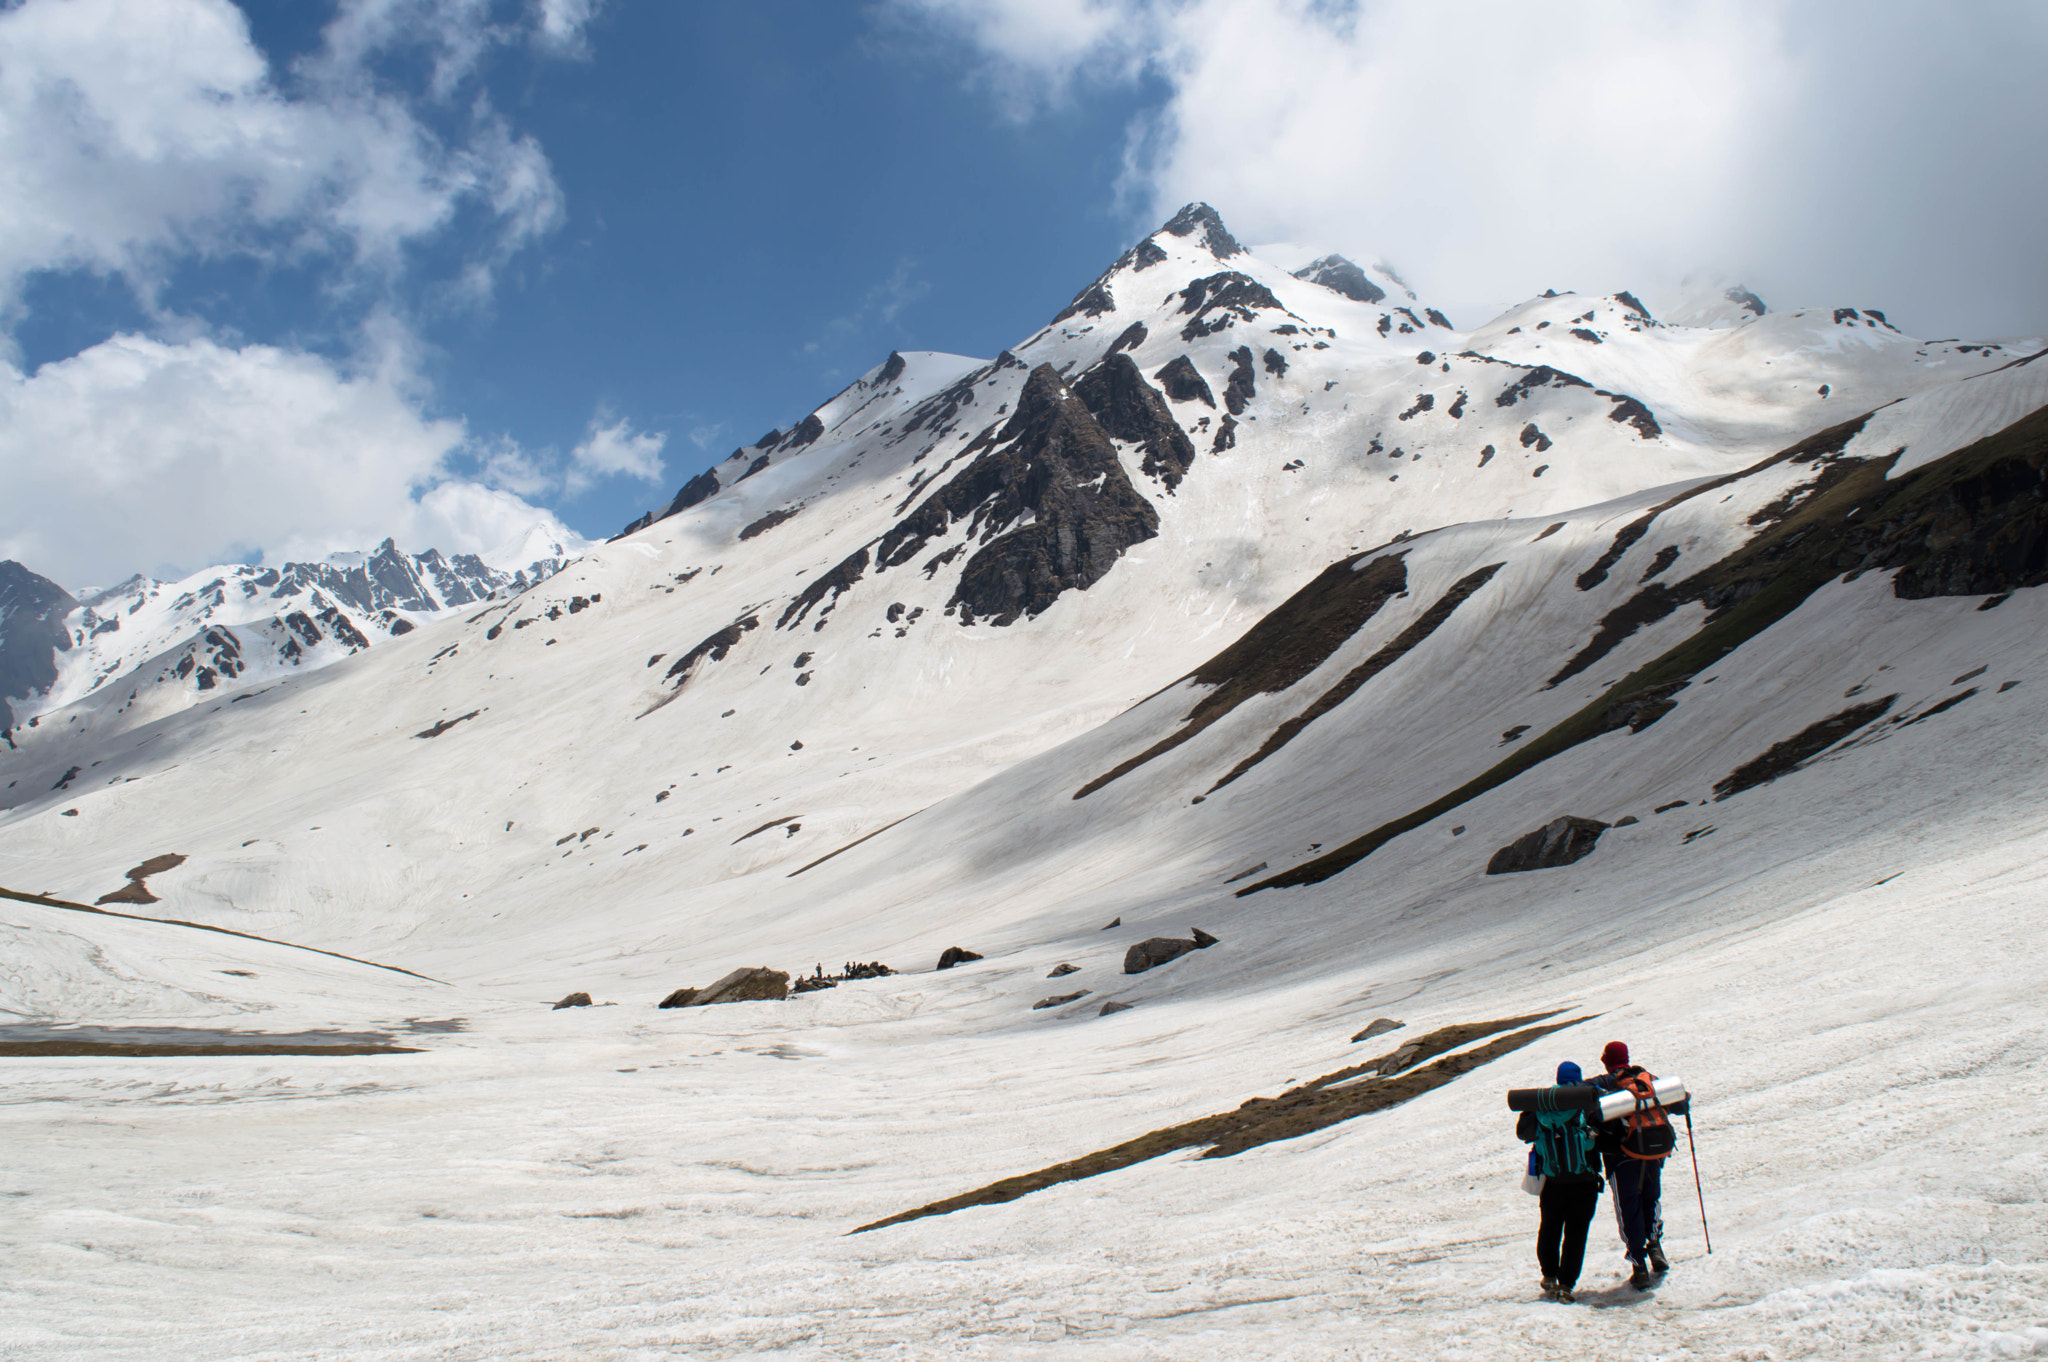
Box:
1684;1108;1712;1254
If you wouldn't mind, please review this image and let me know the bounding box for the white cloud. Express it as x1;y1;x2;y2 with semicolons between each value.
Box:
567;414;667;496
0;333;577;589
888;0;2048;337
0;0;563;322
533;0;602;54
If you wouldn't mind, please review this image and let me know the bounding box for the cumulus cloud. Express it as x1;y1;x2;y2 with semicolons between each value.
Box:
567;414;668;495
0;0;563;321
888;0;2048;337
0;333;582;589
533;0;603;54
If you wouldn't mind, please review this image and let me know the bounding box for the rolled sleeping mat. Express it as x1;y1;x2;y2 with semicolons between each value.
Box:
1596;1075;1687;1122
1507;1076;1690;1117
1506;1084;1602;1113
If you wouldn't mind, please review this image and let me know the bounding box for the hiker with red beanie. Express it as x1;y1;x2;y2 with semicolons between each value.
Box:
1591;1040;1672;1290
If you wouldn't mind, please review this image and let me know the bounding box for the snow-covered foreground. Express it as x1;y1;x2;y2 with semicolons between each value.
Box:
5;751;2047;1359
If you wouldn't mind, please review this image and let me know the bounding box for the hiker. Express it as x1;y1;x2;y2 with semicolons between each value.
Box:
1516;1060;1604;1303
1592;1040;1672;1289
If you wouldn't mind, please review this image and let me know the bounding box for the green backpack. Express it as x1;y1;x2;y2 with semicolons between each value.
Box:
1532;1108;1598;1179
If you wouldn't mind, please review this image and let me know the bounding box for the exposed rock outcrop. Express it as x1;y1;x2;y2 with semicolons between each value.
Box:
936;946;983;970
1072;353;1198;491
1291;255;1386;305
1484;817;1611;875
552;992;593;1010
1123;928;1219;975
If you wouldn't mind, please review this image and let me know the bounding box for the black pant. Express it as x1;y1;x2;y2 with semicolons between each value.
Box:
1537;1178;1600;1288
1608;1157;1664;1264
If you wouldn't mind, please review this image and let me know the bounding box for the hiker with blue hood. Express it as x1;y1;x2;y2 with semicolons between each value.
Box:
1515;1060;1604;1303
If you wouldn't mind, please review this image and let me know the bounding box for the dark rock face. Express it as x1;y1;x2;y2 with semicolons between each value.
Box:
1053;280;1116;324
0;561;80;729
784;414;827;450
1072;353;1198;491
1033;991;1090;1010
1048;963;1079;977
1484;817;1611;875
936;946;983;970
1160;202;1245;258
877;351;909;384
872;365;1161;626
657;988;698;1008
664;614;760;688
1291;255;1386;304
1223;347;1257;415
619;466;724;536
1130;238;1168;270
778;547;869;630
739;506;802;541
552;992;593;1010
1108;321;1148;354
1099;1000;1134;1016
1076;552;1410;798
1724;286;1767;317
1178;272;1287;341
665;468;723;518
1122;929;1219;975
1153;355;1216;407
1713;696;1896;800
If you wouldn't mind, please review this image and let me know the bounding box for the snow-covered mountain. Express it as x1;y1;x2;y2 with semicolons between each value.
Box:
5;204;2048;1357
0;532;575;739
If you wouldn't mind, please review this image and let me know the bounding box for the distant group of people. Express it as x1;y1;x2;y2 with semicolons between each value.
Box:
1515;1040;1673;1303
812;961;895;981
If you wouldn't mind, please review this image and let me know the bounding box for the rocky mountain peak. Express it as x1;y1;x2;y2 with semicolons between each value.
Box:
1292;254;1387;305
1159;202;1245;260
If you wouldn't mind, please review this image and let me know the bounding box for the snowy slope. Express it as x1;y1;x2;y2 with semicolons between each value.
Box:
3;205;2047;1359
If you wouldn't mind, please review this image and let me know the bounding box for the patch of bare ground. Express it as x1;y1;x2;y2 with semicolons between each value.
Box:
852;1011;1574;1234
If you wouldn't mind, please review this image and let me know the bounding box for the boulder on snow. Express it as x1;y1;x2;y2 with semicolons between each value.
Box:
656;987;699;1008
1099;1000;1135;1017
1101;917;1120;930
1047;963;1079;978
1484;816;1611;875
1352;1017;1404;1043
936;946;983;971
1123;928;1221;976
552;992;593;1010
1033;991;1091;1010
693;967;790;1005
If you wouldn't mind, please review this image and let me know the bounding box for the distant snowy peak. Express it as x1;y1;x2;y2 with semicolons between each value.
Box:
0;535;575;733
1664;274;1771;329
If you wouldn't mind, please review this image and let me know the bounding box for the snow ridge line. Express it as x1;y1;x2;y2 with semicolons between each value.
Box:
0;884;449;984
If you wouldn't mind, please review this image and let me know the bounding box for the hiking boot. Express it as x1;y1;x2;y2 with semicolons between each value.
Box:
1629;1263;1654;1291
1647;1240;1669;1274
1540;1276;1559;1297
1556;1287;1576;1304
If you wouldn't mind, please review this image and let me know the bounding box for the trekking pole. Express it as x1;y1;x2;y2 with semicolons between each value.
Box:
1684;1109;1712;1254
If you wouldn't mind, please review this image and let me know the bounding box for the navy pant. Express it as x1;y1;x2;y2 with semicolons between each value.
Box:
1608;1157;1664;1264
1536;1178;1600;1288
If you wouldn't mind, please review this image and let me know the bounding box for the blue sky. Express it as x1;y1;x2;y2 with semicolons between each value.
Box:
3;0;2045;588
